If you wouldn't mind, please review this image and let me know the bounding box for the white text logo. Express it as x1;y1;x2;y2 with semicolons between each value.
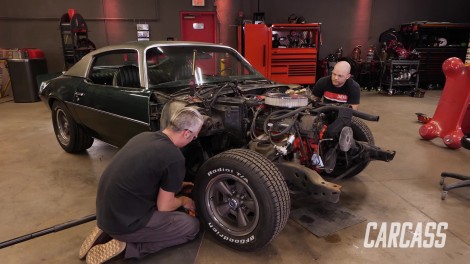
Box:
364;222;448;248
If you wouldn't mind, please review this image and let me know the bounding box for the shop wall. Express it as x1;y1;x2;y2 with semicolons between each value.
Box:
242;0;470;59
0;0;215;72
1;0;469;72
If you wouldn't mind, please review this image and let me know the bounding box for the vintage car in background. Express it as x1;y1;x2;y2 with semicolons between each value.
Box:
39;41;395;251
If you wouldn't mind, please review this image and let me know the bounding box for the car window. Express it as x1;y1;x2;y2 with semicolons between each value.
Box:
145;46;263;87
146;49;173;85
88;50;140;87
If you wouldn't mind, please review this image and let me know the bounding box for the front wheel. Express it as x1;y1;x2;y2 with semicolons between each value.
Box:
52;101;94;153
194;149;290;251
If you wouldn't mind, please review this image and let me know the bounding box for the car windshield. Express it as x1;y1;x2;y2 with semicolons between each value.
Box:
145;45;265;87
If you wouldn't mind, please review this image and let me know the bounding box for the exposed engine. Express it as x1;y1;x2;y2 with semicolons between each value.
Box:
154;81;396;202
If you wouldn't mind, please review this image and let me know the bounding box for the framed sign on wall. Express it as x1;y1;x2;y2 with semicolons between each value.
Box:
192;0;205;6
136;23;150;41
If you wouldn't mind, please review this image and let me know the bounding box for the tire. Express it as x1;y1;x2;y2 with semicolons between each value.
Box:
52;101;94;153
350;117;375;145
322;117;375;179
194;149;290;251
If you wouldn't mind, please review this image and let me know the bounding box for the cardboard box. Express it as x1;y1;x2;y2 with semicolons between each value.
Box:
0;60;11;98
0;49;24;59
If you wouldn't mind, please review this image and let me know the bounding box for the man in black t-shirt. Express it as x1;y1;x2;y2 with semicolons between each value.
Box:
312;61;360;110
79;107;204;263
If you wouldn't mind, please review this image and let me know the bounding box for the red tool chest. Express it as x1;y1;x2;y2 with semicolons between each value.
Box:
239;23;321;85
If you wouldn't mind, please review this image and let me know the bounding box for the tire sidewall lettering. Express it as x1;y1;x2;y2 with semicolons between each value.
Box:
208;222;255;244
206;167;248;183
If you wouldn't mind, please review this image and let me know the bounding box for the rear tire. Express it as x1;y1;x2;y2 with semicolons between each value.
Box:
322;117;374;179
350;117;375;145
52;101;94;153
194;149;290;251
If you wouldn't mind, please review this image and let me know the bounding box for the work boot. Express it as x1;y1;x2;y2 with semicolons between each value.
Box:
78;226;112;259
86;239;126;264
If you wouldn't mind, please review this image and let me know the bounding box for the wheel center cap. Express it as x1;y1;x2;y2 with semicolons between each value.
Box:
228;198;239;209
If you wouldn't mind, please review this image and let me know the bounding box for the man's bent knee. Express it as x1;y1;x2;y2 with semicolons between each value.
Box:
175;213;200;239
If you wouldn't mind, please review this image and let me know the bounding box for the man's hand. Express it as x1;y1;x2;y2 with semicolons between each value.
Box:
180;182;194;195
179;196;195;211
157;188;195;212
182;181;194;188
310;95;321;102
179;196;196;217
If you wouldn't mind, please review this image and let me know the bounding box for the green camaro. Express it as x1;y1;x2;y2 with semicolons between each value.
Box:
40;41;266;151
40;41;394;252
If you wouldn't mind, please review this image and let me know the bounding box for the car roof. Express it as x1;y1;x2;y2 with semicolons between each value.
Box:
90;40;225;53
65;41;234;78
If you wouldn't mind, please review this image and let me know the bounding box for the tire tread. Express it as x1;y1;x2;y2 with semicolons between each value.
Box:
213;149;290;243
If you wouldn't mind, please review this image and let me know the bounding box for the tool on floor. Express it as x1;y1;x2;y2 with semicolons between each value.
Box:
0;214;96;249
415;112;431;123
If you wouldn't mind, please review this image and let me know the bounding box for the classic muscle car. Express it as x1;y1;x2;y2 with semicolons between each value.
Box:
40;41;395;251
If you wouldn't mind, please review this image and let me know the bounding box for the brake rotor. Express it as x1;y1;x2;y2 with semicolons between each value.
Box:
339;126;354;152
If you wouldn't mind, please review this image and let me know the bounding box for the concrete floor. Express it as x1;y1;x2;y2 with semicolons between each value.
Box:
0;90;469;263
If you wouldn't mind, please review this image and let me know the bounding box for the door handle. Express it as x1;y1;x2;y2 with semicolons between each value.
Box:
74;92;84;97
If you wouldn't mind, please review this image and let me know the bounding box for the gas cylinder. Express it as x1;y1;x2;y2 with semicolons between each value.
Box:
366;46;375;62
352;45;362;61
335;47;343;60
380;47;387;61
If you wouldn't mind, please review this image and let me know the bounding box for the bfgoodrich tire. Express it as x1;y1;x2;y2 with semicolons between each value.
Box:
194;149;290;251
52;101;94;153
323;117;375;179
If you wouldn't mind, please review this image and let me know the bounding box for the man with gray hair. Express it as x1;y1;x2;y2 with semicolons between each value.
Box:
311;60;361;110
80;107;204;264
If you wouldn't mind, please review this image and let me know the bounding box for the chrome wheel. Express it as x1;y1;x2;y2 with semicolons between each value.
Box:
205;174;260;236
52;101;94;153
195;149;290;250
55;108;70;145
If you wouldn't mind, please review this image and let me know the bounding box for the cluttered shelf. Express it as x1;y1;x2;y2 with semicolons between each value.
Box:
400;22;470;87
319;22;469;95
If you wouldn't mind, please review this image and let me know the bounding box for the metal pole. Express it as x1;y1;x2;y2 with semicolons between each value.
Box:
0;214;96;249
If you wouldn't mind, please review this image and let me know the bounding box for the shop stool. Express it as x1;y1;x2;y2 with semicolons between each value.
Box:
440;133;470;200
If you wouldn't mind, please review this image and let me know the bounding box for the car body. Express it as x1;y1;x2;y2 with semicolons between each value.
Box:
40;41;395;251
40;41;267;148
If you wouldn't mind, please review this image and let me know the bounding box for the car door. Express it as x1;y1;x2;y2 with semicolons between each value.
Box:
73;49;152;147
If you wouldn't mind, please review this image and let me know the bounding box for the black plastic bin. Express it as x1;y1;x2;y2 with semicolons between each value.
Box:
7;58;48;103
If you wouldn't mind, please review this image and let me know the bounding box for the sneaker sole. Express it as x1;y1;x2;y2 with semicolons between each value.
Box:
78;226;103;259
86;239;126;264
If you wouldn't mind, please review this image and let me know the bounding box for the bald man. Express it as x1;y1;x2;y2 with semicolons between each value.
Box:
311;61;360;110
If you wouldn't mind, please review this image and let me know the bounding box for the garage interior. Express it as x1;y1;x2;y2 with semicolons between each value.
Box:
1;0;470;263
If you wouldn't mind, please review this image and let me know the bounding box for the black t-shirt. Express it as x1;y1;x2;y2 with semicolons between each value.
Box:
312;76;360;105
96;131;185;235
